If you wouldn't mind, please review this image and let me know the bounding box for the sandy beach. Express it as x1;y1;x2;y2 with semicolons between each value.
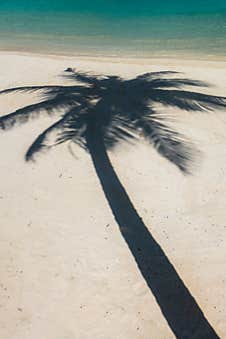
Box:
0;52;226;339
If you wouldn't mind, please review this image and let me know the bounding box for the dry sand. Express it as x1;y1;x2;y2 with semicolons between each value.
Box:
0;52;226;339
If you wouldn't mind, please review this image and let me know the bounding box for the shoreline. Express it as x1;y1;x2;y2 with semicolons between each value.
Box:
0;49;226;67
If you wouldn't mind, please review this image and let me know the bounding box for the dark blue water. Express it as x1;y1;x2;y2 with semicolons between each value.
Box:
1;0;226;15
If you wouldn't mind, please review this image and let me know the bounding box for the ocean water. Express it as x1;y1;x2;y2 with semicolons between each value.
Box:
0;1;226;58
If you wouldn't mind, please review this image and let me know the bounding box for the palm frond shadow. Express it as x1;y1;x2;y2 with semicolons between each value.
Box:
1;69;225;338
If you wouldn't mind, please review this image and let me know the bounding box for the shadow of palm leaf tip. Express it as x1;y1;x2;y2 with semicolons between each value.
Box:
0;69;225;338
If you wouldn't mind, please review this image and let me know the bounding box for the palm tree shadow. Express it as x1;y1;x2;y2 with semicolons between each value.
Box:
1;70;225;338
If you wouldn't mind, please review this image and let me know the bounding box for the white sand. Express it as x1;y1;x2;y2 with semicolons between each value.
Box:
0;52;226;339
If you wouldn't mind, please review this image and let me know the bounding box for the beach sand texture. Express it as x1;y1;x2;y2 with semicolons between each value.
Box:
0;53;226;339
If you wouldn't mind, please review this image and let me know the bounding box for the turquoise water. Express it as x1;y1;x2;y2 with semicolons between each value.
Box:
0;1;226;58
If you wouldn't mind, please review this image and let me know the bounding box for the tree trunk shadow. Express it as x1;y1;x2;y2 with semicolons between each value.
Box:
86;131;219;339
